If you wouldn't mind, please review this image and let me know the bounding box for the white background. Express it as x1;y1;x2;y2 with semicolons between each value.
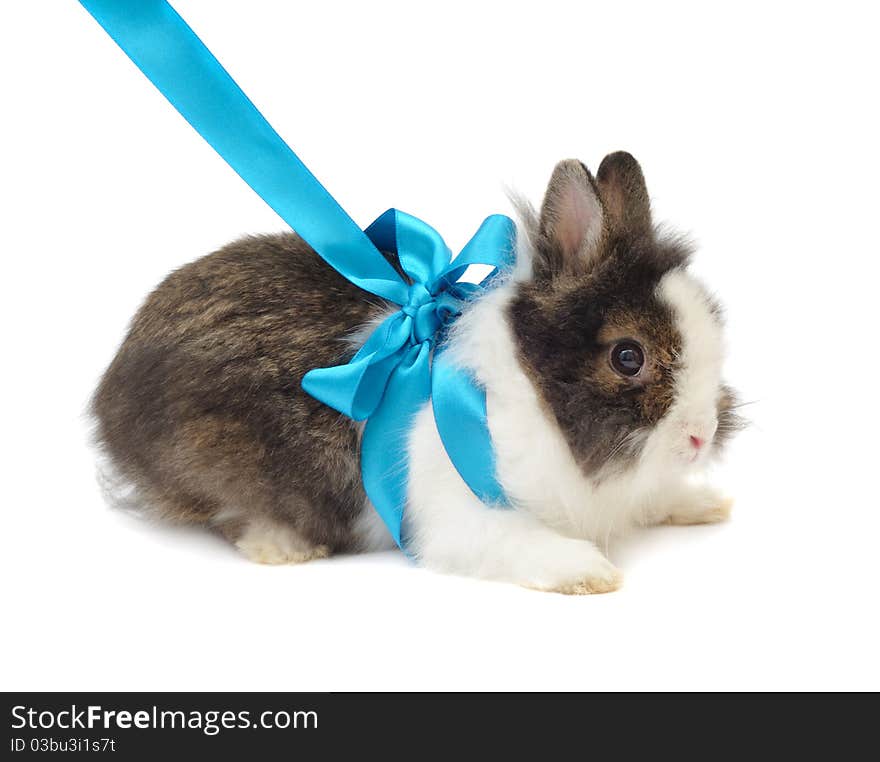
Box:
2;1;878;690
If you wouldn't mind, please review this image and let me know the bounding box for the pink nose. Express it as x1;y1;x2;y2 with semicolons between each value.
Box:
689;435;705;450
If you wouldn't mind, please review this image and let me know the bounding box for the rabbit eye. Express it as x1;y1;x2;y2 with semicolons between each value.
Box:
610;341;645;377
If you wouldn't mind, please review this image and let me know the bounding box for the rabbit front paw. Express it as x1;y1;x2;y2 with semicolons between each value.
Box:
664;487;733;526
526;546;623;595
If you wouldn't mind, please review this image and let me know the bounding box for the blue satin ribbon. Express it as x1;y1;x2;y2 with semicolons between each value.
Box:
304;211;514;545
79;0;514;547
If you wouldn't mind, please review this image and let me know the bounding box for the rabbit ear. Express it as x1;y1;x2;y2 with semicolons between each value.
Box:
535;159;605;278
596;151;652;236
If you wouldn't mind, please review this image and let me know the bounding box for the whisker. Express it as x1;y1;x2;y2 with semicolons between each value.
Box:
727;399;759;409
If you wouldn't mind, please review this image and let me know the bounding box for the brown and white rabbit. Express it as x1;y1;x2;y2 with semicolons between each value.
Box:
92;151;740;593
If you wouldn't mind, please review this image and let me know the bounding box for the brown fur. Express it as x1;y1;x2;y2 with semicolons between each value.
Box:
92;233;384;551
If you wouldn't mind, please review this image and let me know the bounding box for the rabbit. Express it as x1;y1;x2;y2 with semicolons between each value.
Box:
92;151;741;593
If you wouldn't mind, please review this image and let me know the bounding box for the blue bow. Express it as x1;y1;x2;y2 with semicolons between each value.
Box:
78;0;514;548
303;210;515;545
